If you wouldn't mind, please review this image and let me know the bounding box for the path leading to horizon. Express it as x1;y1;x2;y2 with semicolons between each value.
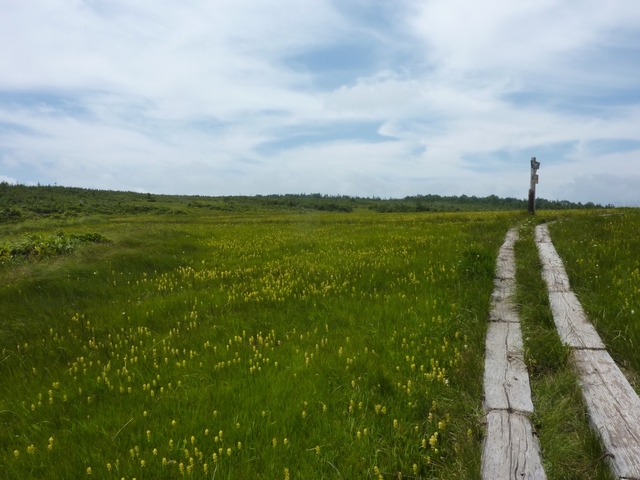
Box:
535;224;640;480
482;225;640;479
481;228;546;479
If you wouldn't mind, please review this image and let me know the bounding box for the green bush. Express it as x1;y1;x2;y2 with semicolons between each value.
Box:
0;231;111;261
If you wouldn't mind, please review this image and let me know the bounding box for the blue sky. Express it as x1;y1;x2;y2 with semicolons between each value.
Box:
1;0;640;205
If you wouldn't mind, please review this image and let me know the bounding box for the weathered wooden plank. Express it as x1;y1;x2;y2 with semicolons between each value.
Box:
490;279;519;323
547;291;605;349
536;242;564;267
482;410;547;480
535;224;605;349
482;228;545;479
539;267;572;293
534;224;552;244
536;223;640;479
536;240;572;292
489;299;520;323
572;349;640;479
495;230;519;280
491;278;512;303
484;322;534;413
496;254;517;280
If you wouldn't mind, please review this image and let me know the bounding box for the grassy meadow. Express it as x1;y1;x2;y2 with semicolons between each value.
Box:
547;209;640;387
1;208;520;479
2;196;638;479
514;219;614;480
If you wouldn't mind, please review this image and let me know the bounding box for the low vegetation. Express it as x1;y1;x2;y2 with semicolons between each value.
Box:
548;209;640;388
0;184;635;479
1;208;520;478
1;231;110;264
515;219;614;479
0;183;610;224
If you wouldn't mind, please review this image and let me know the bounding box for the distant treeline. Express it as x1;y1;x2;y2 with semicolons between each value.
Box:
0;183;612;223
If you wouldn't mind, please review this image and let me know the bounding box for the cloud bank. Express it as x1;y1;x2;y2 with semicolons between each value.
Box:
1;0;639;205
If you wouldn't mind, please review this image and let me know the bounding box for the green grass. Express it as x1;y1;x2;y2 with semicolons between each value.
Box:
0;210;522;479
0;183;609;223
4;207;635;478
514;220;614;480
547;209;640;388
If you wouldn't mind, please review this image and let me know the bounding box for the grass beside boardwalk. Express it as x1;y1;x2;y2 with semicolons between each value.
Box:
514;220;614;480
1;210;521;479
547;209;640;390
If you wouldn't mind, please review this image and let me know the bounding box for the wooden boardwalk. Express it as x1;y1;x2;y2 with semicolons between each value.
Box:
482;229;546;479
536;224;640;480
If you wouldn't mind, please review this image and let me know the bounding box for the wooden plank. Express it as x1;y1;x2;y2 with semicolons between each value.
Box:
482;410;547;480
535;228;572;292
489;299;520;323
495;230;518;279
537;257;571;294
536;223;640;479
534;224;552;243
491;278;512;303
547;291;605;349
535;224;605;349
572;349;640;479
484;322;534;413
496;253;517;279
504;228;519;245
492;229;517;309
539;267;572;293
536;241;566;271
482;228;546;479
489;279;520;323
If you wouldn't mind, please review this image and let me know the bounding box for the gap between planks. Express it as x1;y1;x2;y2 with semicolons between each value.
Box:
482;228;546;480
535;224;640;480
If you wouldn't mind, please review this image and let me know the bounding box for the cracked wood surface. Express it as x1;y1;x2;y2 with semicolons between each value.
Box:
546;291;605;349
482;228;546;479
484;321;533;413
535;225;605;349
482;411;547;480
536;223;640;479
573;349;640;479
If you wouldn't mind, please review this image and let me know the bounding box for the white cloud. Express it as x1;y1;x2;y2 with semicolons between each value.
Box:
410;0;640;77
0;174;17;184
0;0;639;204
555;173;640;206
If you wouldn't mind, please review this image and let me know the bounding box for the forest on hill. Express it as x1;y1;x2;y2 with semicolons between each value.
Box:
0;182;611;223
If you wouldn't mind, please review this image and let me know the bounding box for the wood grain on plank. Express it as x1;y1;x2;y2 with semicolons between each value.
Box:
492;278;512;301
535;230;572;293
483;228;546;479
535;225;605;350
546;291;605;349
484;322;534;414
536;223;640;479
482;410;546;480
572;349;640;479
496;255;517;280
536;244;572;292
490;280;519;323
489;299;520;324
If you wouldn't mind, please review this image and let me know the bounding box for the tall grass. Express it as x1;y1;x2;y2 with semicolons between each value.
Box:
514;220;613;480
0;211;520;479
547;208;640;386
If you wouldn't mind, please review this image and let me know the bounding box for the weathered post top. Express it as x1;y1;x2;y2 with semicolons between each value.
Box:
528;157;540;214
531;157;540;170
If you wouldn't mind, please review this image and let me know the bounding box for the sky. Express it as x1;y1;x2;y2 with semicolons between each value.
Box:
1;0;640;205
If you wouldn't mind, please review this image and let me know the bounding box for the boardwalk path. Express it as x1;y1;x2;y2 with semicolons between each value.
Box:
481;228;546;479
535;224;640;480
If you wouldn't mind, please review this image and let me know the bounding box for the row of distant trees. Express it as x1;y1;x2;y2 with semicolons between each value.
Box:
0;183;612;223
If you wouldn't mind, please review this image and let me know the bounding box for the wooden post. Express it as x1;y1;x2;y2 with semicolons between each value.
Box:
528;157;540;214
